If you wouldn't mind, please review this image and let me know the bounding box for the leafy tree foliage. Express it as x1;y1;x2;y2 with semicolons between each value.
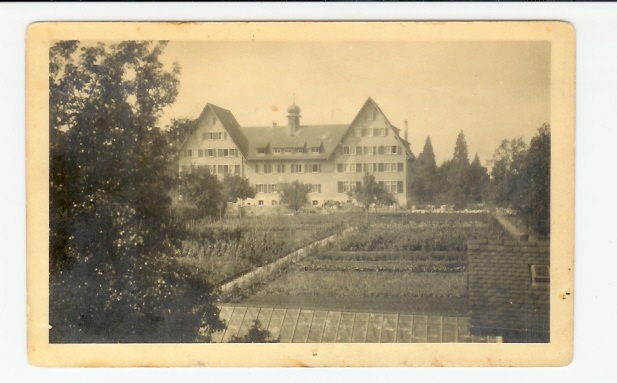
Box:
485;124;551;238
221;174;256;217
279;180;311;213
522;124;551;237
353;173;397;214
175;167;224;221
49;40;223;342
484;137;528;209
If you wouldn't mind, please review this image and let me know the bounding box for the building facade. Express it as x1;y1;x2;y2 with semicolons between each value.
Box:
178;97;414;206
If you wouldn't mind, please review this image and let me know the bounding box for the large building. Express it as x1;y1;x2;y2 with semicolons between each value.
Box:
178;97;414;206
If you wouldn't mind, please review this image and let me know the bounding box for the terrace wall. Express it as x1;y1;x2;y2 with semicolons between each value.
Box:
467;239;550;343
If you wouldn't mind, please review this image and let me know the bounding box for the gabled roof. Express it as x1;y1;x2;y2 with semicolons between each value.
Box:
347;97;415;160
467;239;550;341
197;103;249;158
240;124;349;161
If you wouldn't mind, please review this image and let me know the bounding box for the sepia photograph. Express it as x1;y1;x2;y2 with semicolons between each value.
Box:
26;21;574;367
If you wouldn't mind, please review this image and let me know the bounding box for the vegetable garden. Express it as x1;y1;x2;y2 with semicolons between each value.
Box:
176;212;358;286
240;212;511;316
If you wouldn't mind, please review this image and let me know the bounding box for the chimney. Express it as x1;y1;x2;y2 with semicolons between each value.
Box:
404;120;409;141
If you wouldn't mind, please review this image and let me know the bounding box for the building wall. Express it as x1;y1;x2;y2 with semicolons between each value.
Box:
243;159;335;206
332;102;409;205
178;108;244;177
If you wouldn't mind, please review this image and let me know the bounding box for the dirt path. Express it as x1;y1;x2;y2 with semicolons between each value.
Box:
494;211;525;238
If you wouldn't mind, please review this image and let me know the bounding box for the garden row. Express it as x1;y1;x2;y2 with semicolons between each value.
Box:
177;214;356;286
333;219;510;252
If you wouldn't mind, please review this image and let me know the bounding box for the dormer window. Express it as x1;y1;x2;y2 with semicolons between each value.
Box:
273;148;282;155
257;148;266;156
311;147;320;154
297;148;304;154
284;148;292;155
531;265;550;287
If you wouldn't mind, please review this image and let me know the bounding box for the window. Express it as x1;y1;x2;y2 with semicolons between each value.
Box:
291;164;302;173
276;164;286;173
258;200;264;206
297;148;304;154
272;200;278;206
312;200;319;206
257;148;266;156
384;163;392;172
263;164;272;174
274;148;282;155
308;163;321;173
235;165;241;174
186;149;193;157
207;149;215;157
311;147;320;154
284;148;292;154
364;163;376;173
338;181;361;193
307;184;321;193
198;149;204;157
531;265;550;286
374;128;388;137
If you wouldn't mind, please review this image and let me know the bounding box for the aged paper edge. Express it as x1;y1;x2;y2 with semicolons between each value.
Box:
26;21;575;367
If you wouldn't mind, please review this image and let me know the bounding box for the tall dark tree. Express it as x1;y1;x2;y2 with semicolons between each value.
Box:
409;136;439;204
522;124;551;237
49;41;223;342
442;131;471;209
468;153;490;204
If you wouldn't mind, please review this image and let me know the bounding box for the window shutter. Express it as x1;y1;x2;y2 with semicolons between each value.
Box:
398;162;404;172
337;163;343;173
356;181;362;189
397;181;404;194
378;163;384;172
338;182;344;193
378;146;384;155
235;165;241;174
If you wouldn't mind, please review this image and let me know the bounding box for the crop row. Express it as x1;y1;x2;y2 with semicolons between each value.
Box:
296;263;466;273
314;250;467;262
254;270;468;298
335;221;510;252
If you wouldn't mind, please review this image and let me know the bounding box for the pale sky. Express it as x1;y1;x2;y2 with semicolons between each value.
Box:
159;40;550;165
